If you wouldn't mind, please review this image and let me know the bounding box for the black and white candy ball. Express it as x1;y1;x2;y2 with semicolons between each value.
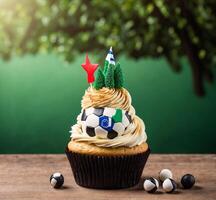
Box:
159;169;173;182
143;178;159;193
162;178;177;193
81;107;132;139
50;172;64;188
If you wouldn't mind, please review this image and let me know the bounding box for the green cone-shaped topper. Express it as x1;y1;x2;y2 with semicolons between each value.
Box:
94;67;105;90
114;63;124;88
105;64;115;88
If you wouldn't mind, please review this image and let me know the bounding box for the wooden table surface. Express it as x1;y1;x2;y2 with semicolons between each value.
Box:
0;154;215;200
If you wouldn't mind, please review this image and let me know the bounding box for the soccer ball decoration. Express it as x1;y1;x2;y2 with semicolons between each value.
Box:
181;174;195;189
50;172;64;188
143;178;159;193
159;169;173;182
162;178;177;193
81;107;132;139
141;170;195;194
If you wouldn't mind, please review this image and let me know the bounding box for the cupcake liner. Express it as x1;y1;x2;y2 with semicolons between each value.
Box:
66;147;150;189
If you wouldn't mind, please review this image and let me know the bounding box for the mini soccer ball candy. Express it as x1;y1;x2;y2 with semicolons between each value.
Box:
181;174;195;189
159;169;173;182
143;178;159;193
50;172;64;188
162;178;177;193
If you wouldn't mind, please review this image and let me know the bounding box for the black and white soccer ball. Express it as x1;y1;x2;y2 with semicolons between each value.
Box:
143;177;159;193
80;107;132;139
50;172;64;188
162;178;177;193
159;169;173;182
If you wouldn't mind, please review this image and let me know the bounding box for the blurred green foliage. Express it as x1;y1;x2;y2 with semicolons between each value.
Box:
0;0;215;95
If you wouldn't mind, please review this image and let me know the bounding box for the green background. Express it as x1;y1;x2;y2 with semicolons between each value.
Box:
0;54;215;153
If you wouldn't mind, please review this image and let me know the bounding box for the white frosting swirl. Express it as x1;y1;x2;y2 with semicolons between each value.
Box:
70;87;147;148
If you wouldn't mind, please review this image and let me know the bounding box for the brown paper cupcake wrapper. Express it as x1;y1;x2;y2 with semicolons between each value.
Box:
65;147;150;189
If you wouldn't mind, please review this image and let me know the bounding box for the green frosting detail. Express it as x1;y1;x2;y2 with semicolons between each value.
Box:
94;67;105;90
112;109;122;123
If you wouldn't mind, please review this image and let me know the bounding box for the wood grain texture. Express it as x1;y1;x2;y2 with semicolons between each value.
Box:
0;154;215;200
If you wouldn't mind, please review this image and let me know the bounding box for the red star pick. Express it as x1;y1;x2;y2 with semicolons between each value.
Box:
81;54;99;84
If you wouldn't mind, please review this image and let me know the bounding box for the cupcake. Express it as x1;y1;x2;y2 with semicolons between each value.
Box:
66;47;150;189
